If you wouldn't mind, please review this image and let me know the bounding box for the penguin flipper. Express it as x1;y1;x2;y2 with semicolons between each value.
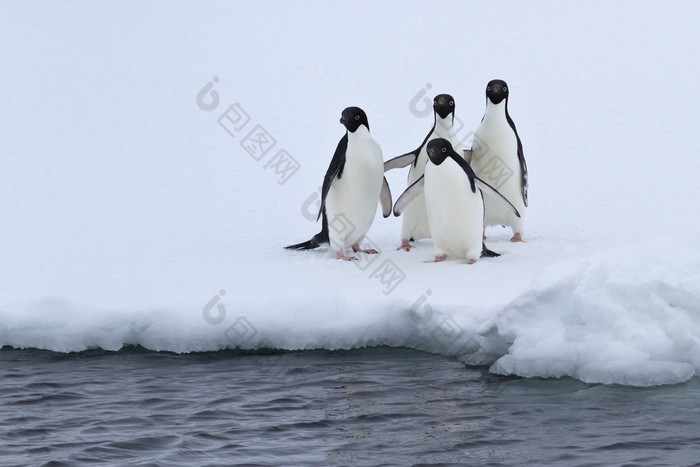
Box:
380;176;393;218
384;151;417;172
317;134;348;221
481;243;500;258
474;177;521;218
386;123;438;172
518;143;528;208
441;141;520;218
506;113;528;207
393;175;425;217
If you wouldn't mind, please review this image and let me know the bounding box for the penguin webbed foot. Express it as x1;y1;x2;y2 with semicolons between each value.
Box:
424;255;446;263
510;233;525;243
352;245;379;254
336;251;358;261
397;240;412;251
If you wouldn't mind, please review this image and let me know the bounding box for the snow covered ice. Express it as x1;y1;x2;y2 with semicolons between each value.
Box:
2;1;700;386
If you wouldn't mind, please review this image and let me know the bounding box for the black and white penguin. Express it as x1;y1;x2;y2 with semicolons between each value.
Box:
470;79;528;242
384;94;464;251
285;107;392;261
393;138;520;263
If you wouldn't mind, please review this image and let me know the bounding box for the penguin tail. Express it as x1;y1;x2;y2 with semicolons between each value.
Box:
285;211;330;251
285;207;331;251
284;239;317;250
480;243;501;258
284;230;328;251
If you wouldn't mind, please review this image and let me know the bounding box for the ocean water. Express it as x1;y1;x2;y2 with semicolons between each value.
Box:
2;347;699;466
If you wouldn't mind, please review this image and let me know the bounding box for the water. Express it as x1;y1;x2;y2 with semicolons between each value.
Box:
1;347;699;466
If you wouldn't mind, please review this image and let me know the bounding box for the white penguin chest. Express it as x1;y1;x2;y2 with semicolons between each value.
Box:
471;102;526;228
326;128;383;245
424;160;484;256
433;118;463;153
339;131;383;194
472;115;519;191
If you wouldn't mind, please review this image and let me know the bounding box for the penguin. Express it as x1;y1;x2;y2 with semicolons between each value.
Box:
469;79;528;242
393;138;520;264
285;107;392;261
384;94;464;251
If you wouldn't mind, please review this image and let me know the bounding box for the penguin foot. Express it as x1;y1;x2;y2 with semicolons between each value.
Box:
352;245;379;254
397;240;412;251
424;255;446;263
510;233;524;243
336;252;357;261
467;259;477;265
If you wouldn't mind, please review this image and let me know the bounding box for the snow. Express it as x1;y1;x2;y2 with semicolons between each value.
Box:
2;1;700;386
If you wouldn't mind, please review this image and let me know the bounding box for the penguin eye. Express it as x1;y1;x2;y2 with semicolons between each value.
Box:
449;100;454;106
487;86;491;91
433;100;437;105
441;148;447;153
503;86;508;92
354;115;360;120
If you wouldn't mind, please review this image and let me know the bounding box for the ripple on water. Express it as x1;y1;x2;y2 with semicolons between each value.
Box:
1;347;699;466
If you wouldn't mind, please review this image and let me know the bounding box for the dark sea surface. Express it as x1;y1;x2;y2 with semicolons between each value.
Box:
1;346;699;466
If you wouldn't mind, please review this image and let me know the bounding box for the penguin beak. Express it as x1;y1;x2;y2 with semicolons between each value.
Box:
340;116;347;125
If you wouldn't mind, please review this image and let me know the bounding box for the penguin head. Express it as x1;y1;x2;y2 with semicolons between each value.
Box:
486;79;509;105
426;138;454;165
433;94;455;119
340;107;370;133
